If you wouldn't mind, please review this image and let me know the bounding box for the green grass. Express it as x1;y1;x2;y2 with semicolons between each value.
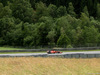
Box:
0;47;25;50
63;49;100;52
0;47;100;54
0;51;46;54
0;47;100;51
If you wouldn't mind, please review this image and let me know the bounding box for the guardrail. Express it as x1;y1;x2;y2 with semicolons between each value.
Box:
0;53;100;58
47;54;100;58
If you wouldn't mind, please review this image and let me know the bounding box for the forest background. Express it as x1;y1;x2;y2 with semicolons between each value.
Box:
0;0;100;48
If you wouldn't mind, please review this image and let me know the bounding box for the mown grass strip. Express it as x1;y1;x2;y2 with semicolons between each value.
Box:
0;47;100;54
0;47;25;50
0;51;46;54
0;50;100;54
63;49;100;52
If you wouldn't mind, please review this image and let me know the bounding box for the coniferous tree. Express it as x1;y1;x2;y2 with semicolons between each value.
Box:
83;6;89;17
57;27;71;47
97;3;100;21
68;2;76;17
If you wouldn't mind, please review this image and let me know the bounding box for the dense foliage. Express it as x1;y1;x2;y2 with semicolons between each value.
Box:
0;0;100;47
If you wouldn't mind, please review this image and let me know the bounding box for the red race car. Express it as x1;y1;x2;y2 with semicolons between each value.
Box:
47;50;62;54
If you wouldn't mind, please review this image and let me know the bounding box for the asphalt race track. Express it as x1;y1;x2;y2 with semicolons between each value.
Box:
0;51;100;58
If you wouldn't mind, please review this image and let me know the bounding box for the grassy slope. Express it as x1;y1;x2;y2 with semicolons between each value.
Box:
0;57;100;75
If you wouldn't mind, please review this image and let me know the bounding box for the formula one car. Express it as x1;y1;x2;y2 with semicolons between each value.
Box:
47;50;62;54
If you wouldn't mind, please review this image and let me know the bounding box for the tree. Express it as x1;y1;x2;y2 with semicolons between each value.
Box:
35;1;48;21
55;16;69;41
87;0;93;16
57;6;67;17
90;17;100;32
0;17;15;45
47;29;56;45
0;4;12;18
98;34;100;44
57;27;71;47
56;16;71;32
80;13;90;28
33;16;53;45
23;35;34;47
83;26;99;46
68;2;76;17
97;3;100;21
48;4;57;18
70;26;83;46
10;0;34;23
0;3;3;18
57;34;70;47
66;15;82;29
22;23;36;46
83;6;89;17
